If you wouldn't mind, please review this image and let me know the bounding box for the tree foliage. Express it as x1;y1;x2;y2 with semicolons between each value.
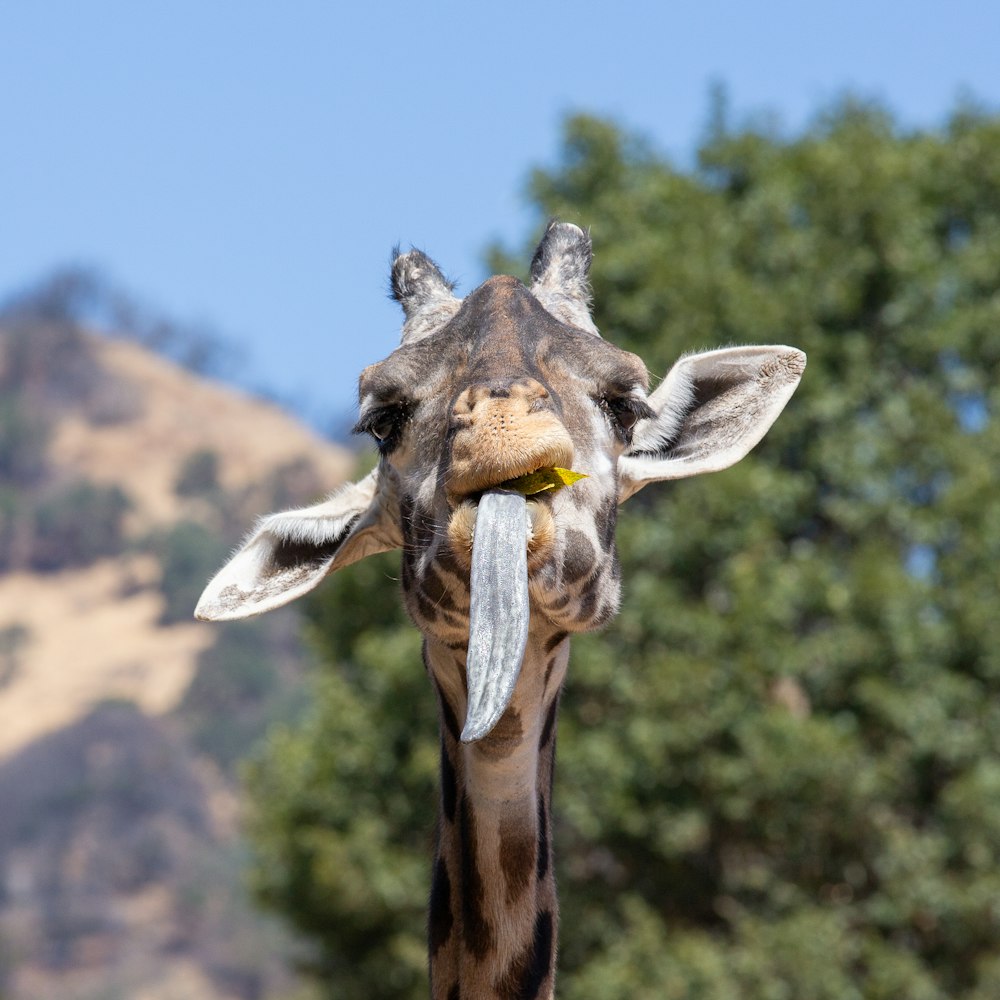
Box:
246;99;1000;998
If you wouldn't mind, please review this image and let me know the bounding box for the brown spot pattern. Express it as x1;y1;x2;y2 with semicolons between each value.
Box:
429;857;453;957
498;814;536;906
459;795;493;959
415;590;439;623
423;564;457;610
434;675;462;742
441;740;457;823
539;695;560;751
597;493;617;552
474;707;523;760
536;794;550;881
496;909;554;1000
562;528;597;584
544;631;568;654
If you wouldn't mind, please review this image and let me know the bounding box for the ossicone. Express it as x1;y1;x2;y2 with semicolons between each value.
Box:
390;248;462;345
529;220;599;335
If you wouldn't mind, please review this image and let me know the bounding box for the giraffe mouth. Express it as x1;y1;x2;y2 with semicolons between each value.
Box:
449;455;580;514
446;490;556;575
455;455;594;738
447;469;567;742
446;435;575;505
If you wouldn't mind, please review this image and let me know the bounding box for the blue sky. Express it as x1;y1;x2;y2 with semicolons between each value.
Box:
3;2;998;432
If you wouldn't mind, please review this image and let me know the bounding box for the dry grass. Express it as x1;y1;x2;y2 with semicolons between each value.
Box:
0;556;213;761
50;335;353;529
3;334;354;762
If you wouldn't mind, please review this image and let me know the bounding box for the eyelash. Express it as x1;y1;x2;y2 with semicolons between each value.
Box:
353;403;410;454
600;395;654;444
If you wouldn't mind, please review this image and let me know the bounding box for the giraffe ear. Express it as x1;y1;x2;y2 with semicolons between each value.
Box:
194;468;402;621
617;346;806;503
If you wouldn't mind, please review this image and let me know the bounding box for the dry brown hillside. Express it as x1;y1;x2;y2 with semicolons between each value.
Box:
0;331;353;759
52;335;353;529
0;318;355;1000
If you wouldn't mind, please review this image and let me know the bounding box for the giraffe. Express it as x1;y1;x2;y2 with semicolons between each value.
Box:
195;221;805;999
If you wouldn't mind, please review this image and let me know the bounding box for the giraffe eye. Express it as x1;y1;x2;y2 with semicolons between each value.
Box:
614;406;639;431
371;415;396;441
353;404;410;453
602;394;655;443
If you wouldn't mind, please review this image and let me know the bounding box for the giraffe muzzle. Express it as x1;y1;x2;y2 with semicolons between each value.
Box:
446;393;574;505
461;489;531;743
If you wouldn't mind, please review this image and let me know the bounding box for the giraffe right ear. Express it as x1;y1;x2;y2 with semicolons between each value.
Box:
617;346;806;503
194;468;402;621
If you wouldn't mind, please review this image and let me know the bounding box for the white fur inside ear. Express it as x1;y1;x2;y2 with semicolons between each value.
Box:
617;346;806;502
194;468;400;621
194;510;356;621
629;359;696;454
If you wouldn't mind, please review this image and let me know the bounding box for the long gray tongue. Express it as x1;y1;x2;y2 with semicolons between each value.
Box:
461;490;530;743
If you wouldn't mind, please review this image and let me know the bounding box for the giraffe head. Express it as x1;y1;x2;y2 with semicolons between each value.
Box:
196;222;804;725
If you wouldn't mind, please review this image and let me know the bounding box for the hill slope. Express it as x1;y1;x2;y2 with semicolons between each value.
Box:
0;320;355;1000
51;335;352;529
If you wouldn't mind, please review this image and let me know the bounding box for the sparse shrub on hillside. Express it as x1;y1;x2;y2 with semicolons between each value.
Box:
0;462;134;574
0;701;300;998
179;621;283;768
0;701;210;870
0;396;50;488
0;267;102;329
151;520;231;625
30;479;132;572
83;375;145;426
0;316;101;406
226;457;329;534
262;457;326;512
1;265;239;379
1;316;142;430
0;499;16;571
0;317;140;573
0;622;30;688
174;448;221;499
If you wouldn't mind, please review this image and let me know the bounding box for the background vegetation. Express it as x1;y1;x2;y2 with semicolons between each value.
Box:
242;97;1000;998
0;269;243;577
0;283;338;998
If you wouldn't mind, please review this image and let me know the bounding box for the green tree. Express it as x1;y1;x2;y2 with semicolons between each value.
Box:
246;99;1000;998
246;553;434;999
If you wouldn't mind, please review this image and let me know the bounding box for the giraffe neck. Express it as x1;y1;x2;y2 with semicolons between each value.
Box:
426;633;569;1000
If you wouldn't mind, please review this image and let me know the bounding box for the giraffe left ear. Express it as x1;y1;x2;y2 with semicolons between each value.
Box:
194;468;402;621
617;346;806;503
